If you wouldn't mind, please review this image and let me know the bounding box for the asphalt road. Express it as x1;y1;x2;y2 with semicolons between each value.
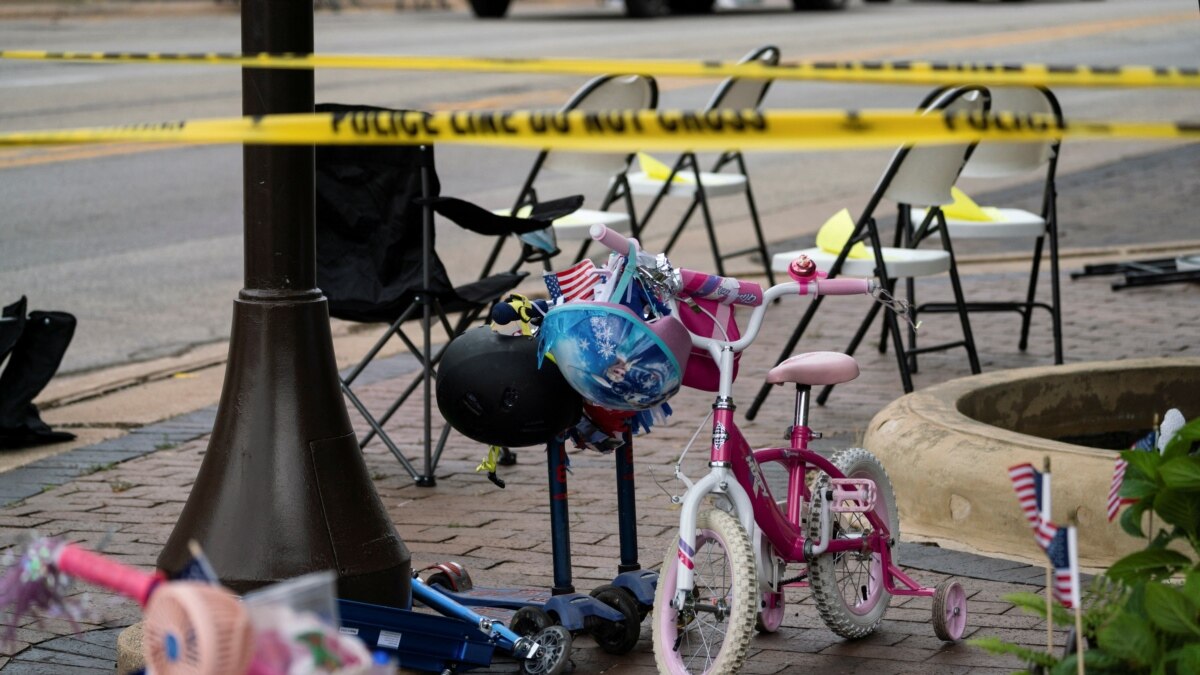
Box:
0;0;1196;374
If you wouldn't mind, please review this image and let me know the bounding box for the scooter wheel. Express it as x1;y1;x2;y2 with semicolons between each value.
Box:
424;572;453;590
588;585;642;655
511;606;553;637
521;625;571;675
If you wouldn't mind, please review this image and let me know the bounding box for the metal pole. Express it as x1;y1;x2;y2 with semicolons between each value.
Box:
158;0;411;607
615;427;640;574
419;157;436;486
547;436;575;595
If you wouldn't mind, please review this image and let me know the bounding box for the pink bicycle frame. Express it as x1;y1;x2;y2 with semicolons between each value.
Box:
668;287;932;610
583;224;933;606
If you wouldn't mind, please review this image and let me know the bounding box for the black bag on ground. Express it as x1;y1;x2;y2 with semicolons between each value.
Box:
0;296;77;450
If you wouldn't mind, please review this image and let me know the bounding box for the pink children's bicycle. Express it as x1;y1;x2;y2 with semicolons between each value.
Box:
587;225;968;674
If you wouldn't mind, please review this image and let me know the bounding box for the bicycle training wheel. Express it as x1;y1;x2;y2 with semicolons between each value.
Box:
653;509;757;674
932;579;968;641
807;448;900;639
755;535;785;633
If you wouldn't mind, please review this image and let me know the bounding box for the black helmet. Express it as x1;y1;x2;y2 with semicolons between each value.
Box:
436;327;582;448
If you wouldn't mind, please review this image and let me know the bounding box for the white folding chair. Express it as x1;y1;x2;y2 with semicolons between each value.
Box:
485;74;658;272
748;86;986;413
625;46;779;285
911;86;1064;364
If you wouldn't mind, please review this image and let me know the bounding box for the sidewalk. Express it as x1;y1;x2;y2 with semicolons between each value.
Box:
0;147;1197;672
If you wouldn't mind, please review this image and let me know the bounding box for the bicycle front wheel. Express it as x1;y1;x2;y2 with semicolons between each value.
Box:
653;509;758;675
807;447;900;639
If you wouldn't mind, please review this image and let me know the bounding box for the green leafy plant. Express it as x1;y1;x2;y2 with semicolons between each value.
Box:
974;417;1200;675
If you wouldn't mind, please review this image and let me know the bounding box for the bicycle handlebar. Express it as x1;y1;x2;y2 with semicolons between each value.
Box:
811;278;874;296
588;224;880;359
677;269;765;307
589;223;634;257
589;224;874;302
590;224;765;306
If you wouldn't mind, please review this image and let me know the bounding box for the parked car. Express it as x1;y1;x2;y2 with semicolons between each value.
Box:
468;0;889;19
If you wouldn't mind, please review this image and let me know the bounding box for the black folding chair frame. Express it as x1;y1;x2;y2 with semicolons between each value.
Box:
746;86;987;418
636;46;779;286
908;86;1065;366
637;150;776;287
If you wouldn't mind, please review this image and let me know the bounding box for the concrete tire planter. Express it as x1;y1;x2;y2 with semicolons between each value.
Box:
864;357;1200;566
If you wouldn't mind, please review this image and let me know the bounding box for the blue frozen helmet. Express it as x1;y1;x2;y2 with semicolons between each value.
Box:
538;303;691;412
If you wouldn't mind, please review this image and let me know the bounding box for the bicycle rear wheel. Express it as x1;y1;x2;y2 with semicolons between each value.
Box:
807;448;899;639
653;509;757;674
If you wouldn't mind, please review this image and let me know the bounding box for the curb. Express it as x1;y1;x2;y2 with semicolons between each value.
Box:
1;349;423;508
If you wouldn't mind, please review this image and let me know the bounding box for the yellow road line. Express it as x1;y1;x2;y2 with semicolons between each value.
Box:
7;49;1195;87
0;142;177;170
813;11;1197;62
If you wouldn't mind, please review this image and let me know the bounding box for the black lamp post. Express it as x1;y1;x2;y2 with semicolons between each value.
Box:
158;0;411;607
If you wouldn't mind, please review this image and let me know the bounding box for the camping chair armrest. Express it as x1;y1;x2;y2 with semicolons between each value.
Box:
525;195;585;223
427;196;575;236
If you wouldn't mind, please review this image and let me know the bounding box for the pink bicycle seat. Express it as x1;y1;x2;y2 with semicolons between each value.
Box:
766;352;860;386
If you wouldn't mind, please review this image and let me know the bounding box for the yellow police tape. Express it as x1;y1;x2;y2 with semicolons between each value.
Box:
1;109;1195;151
2;49;1198;88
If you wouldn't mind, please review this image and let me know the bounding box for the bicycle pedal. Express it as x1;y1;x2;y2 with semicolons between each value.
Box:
828;478;876;513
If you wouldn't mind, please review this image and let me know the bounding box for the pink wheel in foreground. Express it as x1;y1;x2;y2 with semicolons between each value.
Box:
652;510;757;674
932;580;968;641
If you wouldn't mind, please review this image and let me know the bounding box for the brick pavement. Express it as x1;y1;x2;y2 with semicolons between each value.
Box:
0;250;1195;673
0;144;1197;672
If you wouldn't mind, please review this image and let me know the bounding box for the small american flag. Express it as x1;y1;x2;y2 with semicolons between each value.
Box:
1106;429;1157;522
1043;525;1081;609
544;259;599;302
1107;458;1133;522
1010;463;1081;610
1008;463;1047;528
1009;463;1057;549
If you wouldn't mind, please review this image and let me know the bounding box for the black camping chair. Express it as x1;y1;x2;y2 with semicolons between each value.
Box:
317;104;576;486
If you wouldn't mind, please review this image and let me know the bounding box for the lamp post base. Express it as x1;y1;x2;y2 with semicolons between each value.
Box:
158;291;411;607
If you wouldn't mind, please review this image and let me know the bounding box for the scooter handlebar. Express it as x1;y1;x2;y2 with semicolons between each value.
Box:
56;543;163;607
590;224;764;306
